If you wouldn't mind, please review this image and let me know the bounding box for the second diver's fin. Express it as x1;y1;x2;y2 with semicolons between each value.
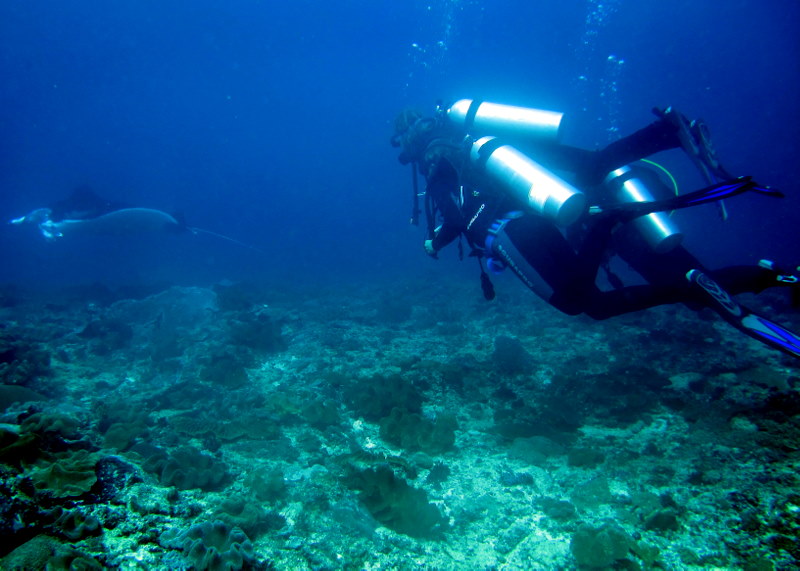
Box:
686;269;800;359
590;177;783;219
653;106;734;182
653;106;736;220
663;177;783;208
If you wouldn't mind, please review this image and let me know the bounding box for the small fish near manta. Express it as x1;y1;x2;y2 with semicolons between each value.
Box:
9;186;261;252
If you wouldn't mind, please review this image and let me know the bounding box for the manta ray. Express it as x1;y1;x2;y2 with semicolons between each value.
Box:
10;186;259;251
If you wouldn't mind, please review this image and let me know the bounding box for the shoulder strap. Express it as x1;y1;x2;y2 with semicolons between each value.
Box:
410;164;421;226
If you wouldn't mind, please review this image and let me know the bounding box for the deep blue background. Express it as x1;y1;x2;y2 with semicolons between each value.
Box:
1;0;798;289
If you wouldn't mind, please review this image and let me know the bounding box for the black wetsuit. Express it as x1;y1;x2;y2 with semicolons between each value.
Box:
420;119;782;320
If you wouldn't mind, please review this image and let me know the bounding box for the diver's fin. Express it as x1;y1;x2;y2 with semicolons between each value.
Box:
665;177;783;208
740;314;800;359
653;106;738;220
590;177;783;218
653;106;734;182
686;269;800;359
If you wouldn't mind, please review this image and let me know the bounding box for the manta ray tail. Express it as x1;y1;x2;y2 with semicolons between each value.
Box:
188;226;265;255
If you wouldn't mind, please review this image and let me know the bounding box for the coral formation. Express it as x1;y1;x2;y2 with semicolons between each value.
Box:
492;334;533;374
78;317;133;355
29;449;100;498
0;535;103;570
570;521;633;568
46;506;102;540
213;496;285;539
344;373;423;421
346;464;449;539
0;332;51;387
0;282;796;568
0;385;47;410
226;308;287;354
133;444;231;491
378;407;457;454
160;519;258;571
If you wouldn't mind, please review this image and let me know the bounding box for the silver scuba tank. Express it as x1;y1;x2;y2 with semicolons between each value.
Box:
470;136;586;227
447;99;563;143
604;165;683;253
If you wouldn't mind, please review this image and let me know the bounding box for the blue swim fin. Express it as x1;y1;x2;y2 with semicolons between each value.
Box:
591;177;783;219
668;177;783;208
740;314;800;359
687;269;800;359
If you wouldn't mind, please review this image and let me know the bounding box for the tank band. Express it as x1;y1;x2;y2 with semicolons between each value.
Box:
464;99;483;133
474;137;505;172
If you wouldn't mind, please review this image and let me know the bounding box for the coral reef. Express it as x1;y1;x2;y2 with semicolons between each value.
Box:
0;281;796;568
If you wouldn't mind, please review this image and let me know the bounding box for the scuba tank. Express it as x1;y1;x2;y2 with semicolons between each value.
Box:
447;99;563;143
604;165;683;253
470;136;586;227
447;100;583;226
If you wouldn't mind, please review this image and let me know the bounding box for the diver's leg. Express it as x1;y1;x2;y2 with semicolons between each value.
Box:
485;213;733;321
614;237;702;290
525;120;677;186
541;106;735;190
581;120;681;185
488;215;610;315
497;214;664;318
617;238;798;297
581;263;799;325
525;143;597;174
580;284;687;320
709;265;795;295
489;216;576;308
599;236;800;355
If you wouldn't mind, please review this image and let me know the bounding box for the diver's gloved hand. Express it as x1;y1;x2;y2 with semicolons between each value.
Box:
424;239;438;258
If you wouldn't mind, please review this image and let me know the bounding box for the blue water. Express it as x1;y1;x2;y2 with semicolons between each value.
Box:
2;3;800;568
1;0;798;287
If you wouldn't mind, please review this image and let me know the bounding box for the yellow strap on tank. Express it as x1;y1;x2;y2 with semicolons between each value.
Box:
639;158;679;197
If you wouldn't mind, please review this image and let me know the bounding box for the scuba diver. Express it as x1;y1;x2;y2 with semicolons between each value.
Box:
390;99;800;359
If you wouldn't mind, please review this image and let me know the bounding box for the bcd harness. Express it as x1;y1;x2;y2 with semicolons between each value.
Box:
409;136;500;300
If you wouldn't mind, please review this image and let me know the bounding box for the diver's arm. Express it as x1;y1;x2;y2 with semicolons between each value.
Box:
431;201;463;252
425;159;465;254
